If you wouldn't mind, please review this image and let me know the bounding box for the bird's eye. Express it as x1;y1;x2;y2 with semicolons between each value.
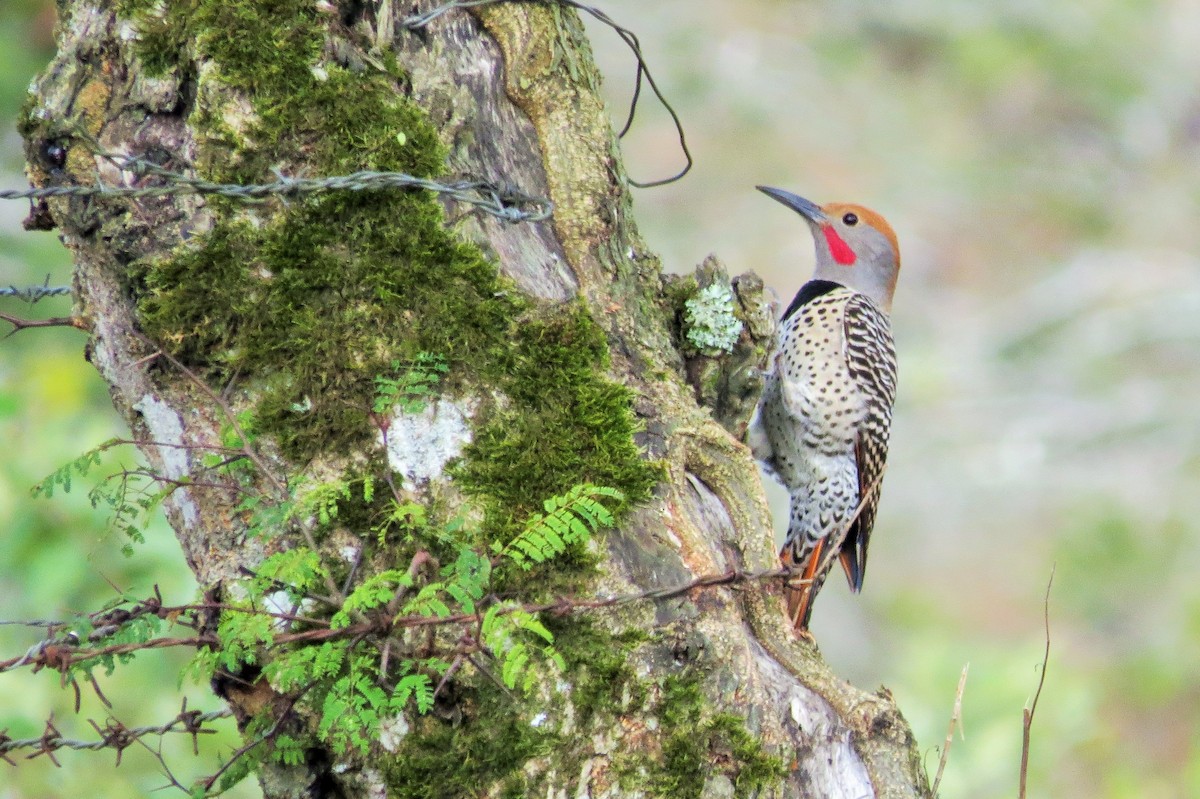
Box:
842;212;858;226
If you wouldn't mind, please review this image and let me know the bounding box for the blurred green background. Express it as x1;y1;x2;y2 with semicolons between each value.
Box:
3;1;1199;797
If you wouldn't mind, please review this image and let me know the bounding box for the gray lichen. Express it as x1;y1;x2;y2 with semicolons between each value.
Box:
684;282;744;355
380;398;476;486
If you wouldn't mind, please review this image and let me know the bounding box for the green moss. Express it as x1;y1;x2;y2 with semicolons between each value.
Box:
550;619;649;725
121;0;476;461
109;4;671;787
123;0;661;511
457;304;662;543
102;1;663;629
636;674;787;799
539;624;784;799
381;681;556;799
135;193;515;459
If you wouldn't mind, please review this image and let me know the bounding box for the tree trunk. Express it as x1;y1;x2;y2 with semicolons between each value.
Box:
21;2;929;797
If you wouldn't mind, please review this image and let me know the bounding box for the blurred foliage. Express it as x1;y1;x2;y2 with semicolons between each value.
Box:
2;1;1199;798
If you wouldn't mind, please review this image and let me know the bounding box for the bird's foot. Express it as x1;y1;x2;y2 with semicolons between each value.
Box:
791;626;817;645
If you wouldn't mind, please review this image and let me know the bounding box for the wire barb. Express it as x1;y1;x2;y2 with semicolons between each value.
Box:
0;276;70;303
0;705;230;761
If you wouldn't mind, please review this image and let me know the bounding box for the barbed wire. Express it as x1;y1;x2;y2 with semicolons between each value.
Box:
0;564;797;676
0;701;231;765
1;150;553;224
403;0;692;188
0;561;792;781
0;278;70;303
0;0;687;240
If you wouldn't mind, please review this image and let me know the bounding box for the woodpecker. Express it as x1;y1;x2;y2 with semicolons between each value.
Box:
747;186;900;633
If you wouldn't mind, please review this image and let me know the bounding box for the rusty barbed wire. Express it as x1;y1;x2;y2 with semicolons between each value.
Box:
0;562;791;783
0;701;230;765
0;564;797;677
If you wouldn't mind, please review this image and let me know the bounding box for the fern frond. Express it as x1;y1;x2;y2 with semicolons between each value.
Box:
395;673;435;714
501;484;625;570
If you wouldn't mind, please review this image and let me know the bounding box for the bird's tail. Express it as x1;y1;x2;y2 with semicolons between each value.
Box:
781;538;826;632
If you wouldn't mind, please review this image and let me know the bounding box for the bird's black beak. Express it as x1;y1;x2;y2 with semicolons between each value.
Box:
756;185;828;225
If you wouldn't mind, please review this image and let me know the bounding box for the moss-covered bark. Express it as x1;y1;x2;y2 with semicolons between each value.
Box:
22;1;930;797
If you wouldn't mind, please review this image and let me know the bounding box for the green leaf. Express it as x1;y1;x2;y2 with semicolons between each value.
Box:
500;484;624;568
397;673;435;714
514;614;554;644
501;643;529;689
445;582;476;615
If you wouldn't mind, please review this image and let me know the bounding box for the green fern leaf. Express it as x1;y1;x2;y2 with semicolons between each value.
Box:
397;673;435;714
501;643;529;689
445;582;476;615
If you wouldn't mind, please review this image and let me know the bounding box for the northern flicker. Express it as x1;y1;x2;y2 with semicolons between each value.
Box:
747;185;900;633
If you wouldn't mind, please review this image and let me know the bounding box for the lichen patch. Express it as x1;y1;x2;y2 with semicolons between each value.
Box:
132;393;199;525
382;398;476;485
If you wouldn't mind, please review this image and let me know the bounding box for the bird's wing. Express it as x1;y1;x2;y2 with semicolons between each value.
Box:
839;293;897;591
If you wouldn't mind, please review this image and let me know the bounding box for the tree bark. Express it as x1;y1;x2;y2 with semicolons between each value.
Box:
22;2;930;797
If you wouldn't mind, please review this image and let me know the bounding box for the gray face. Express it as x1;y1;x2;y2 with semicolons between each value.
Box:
756;187;901;312
810;215;900;313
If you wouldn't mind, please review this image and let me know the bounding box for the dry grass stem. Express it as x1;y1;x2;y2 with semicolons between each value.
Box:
1019;565;1055;799
931;662;969;796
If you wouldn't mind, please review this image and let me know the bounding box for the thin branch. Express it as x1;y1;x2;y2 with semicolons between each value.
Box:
385;550;432;617
136;334;350;602
401;0;692;188
199;684;312;792
1019;565;1055;799
0;310;86;335
463;652;518;703
109;468;258;499
130;333;352;602
433;654;465;701
109;437;245;455
134;734;189;794
931;663;969;796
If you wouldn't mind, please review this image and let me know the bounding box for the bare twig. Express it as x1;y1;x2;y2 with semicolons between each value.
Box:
433;654;466;700
109;468;258;499
402;0;692;188
385;550;432;617
931;663;969;796
1019;565;1055;799
133;333;352;602
109;437;245;455
463;652;519;703
199;684;312;791
134;734;189;794
0;310;85;335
